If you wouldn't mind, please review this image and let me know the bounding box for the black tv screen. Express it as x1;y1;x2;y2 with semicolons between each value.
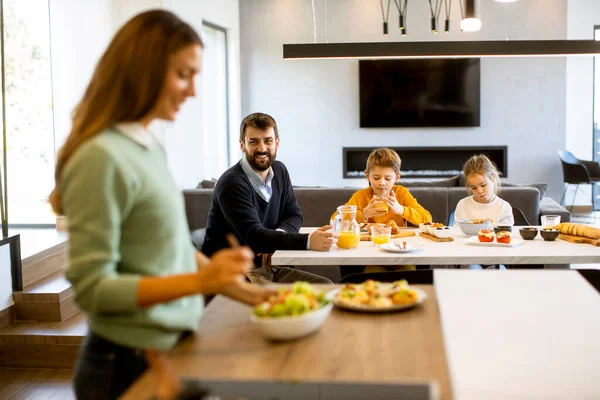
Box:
359;59;481;128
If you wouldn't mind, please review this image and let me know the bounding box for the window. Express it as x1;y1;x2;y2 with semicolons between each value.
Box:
1;0;55;225
201;21;230;179
594;27;600;210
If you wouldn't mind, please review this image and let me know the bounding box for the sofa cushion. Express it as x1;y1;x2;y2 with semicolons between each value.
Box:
197;179;217;188
502;182;547;200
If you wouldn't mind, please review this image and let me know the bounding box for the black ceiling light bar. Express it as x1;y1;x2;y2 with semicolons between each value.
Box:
282;40;600;60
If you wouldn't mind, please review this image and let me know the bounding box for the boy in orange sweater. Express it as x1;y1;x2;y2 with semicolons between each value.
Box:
334;148;432;274
335;148;432;227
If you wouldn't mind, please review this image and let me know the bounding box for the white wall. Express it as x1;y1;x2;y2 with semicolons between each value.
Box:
0;245;12;311
566;0;600;206
240;0;569;201
164;0;241;188
49;0;115;149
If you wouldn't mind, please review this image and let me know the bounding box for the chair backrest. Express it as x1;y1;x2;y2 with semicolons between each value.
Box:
512;207;530;226
340;270;434;284
448;209;455;226
558;150;580;165
557;150;592;184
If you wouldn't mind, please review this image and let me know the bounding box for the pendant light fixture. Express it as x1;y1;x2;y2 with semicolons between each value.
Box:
460;0;481;32
380;0;391;36
428;0;442;34
443;0;451;33
394;0;408;36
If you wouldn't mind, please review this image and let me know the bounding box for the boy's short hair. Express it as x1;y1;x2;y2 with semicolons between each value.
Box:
365;148;402;175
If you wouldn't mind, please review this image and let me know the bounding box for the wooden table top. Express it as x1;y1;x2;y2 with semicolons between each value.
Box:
122;285;452;400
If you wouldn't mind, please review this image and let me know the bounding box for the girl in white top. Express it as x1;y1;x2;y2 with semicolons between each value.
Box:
454;154;515;226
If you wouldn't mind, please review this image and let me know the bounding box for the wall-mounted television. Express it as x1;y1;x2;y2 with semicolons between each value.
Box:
359;58;481;128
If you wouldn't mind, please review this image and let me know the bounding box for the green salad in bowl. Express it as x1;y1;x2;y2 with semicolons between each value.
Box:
250;282;333;340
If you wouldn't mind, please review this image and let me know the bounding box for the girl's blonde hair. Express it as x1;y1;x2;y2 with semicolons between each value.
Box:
365;148;402;175
463;154;501;194
49;10;203;214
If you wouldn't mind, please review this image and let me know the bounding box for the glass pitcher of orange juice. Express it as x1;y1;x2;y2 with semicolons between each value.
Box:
332;205;361;249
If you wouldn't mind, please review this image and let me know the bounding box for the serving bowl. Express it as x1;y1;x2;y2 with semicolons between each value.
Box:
540;228;559;241
250;302;333;341
493;225;513;235
519;227;539;240
432;226;452;239
456;219;492;236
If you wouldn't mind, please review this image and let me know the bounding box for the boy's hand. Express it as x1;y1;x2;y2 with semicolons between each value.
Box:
385;192;405;216
363;197;388;220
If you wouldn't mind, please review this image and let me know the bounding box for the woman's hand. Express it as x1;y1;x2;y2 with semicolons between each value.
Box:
363;197;388;220
194;247;254;295
385;192;405;216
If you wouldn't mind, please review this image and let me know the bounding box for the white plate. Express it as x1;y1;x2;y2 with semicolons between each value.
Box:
327;287;428;313
379;242;423;253
464;236;525;247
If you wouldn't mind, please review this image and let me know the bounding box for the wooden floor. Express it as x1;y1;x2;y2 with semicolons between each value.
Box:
0;368;74;399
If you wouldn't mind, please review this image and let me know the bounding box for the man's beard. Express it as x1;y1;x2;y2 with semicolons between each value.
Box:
246;150;276;171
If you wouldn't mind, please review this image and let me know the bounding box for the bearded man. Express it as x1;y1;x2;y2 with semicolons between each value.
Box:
202;113;333;283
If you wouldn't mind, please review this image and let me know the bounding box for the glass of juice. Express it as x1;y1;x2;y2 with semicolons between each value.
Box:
370;224;392;247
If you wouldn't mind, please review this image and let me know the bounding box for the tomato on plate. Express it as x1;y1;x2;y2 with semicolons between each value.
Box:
496;231;511;244
478;229;494;242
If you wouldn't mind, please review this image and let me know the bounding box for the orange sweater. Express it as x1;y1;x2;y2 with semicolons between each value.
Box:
331;185;432;227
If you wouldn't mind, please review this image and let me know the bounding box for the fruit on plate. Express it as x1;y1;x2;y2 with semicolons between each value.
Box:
252;282;329;318
478;229;494;242
496;231;511;244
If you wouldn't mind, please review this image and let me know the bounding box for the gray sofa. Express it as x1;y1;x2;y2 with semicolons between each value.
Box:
183;186;570;232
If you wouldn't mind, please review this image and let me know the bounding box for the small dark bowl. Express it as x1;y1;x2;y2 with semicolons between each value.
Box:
493;225;513;235
540;229;559;241
519;227;539;240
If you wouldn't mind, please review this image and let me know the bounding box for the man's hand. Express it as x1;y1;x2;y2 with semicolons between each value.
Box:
194;247;254;295
310;225;335;251
385;191;405;216
363;197;388;220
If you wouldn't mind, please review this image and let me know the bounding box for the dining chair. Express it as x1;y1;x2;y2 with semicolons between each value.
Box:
340;269;434;284
557;150;600;218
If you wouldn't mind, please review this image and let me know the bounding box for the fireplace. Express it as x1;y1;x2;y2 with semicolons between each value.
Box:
343;146;508;179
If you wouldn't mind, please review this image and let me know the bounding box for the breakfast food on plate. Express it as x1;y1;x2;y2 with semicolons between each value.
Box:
253;282;329;318
496;230;511;244
554;223;600;239
478;229;494;242
335;279;418;308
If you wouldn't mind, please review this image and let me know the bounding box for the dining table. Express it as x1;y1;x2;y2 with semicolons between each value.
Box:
271;226;600;267
121;270;600;400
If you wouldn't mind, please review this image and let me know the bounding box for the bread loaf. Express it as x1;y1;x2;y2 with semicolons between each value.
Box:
554;222;600;239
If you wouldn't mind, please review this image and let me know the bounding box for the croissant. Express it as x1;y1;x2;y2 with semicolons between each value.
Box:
554;222;600;239
386;220;400;234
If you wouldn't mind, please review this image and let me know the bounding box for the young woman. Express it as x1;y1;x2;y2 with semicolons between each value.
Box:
50;10;268;399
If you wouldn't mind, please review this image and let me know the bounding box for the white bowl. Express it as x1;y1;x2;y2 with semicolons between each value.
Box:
418;222;431;234
432;227;452;239
457;220;492;236
250;302;333;341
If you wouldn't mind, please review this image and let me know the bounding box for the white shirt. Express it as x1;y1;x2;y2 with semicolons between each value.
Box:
454;195;515;226
114;122;156;149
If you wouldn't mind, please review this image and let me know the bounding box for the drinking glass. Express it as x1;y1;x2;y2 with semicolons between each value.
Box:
540;215;561;229
370;224;392;247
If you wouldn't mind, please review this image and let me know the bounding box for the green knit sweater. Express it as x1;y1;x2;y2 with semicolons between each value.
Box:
60;128;202;350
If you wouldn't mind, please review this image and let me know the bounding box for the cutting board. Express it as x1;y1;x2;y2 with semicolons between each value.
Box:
558;233;600;246
419;232;454;242
360;231;416;241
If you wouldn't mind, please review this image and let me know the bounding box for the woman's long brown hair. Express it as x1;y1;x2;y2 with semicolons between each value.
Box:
49;10;203;214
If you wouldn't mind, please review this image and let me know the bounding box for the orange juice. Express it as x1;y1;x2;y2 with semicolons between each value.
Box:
372;235;390;245
375;203;389;213
336;232;360;249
